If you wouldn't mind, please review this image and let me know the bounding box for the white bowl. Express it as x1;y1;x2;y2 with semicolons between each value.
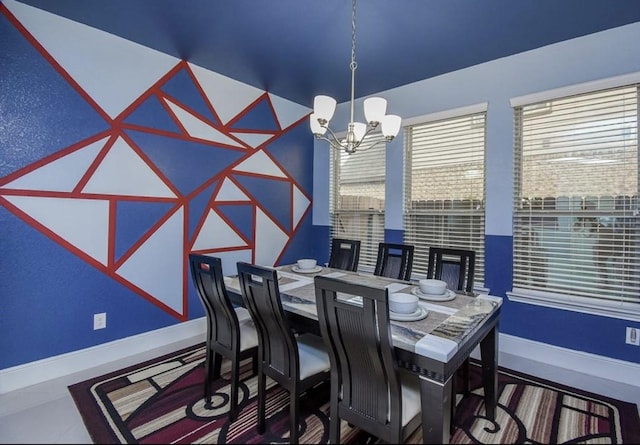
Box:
296;258;317;270
389;293;419;314
419;279;447;295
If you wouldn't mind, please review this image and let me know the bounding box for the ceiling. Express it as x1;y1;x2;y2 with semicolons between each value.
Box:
15;0;640;107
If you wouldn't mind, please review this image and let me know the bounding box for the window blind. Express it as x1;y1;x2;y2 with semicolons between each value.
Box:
513;84;639;306
403;113;486;282
331;134;386;270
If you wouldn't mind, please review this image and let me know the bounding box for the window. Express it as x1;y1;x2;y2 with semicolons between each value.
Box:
513;84;639;313
403;111;486;283
331;134;386;270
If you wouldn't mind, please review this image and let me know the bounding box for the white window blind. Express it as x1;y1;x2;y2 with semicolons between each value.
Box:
513;84;639;307
331;134;386;270
403;112;486;282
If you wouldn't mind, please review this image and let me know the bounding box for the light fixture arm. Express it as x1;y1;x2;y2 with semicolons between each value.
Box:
310;0;401;155
313;120;389;154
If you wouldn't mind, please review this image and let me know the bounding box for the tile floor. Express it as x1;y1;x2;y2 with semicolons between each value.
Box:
0;339;638;444
0;336;201;444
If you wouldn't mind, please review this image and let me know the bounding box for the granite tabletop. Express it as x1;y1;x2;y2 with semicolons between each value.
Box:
225;265;502;362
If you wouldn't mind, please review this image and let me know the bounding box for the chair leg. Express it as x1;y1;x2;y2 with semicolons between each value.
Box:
450;360;471;434
329;388;340;445
450;382;456;434
257;369;266;434
289;386;299;444
212;352;222;379
204;348;214;405
462;359;470;396
229;356;240;422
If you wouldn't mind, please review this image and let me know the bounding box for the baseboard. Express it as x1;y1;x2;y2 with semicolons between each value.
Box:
470;333;640;405
0;318;207;394
499;334;639;387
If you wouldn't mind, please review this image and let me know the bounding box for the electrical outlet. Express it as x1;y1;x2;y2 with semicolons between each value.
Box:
93;312;106;330
625;327;639;346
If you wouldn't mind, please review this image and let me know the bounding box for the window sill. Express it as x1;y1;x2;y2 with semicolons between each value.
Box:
507;288;640;322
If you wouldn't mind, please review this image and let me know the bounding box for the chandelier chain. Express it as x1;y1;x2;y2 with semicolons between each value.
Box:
350;0;357;71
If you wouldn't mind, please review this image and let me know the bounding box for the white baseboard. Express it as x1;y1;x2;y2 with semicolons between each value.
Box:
498;333;640;387
471;333;640;406
0;318;207;394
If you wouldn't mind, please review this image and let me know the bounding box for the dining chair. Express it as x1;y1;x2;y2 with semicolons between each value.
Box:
373;242;415;281
236;262;331;444
327;238;361;272
188;253;259;422
426;246;476;293
314;275;422;444
426;246;476;429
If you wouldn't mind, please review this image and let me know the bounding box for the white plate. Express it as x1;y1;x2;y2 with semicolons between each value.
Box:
291;265;323;274
390;306;429;321
411;287;456;302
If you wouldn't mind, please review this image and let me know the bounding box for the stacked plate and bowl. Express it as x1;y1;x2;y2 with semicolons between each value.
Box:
412;279;456;302
388;292;428;321
292;258;322;273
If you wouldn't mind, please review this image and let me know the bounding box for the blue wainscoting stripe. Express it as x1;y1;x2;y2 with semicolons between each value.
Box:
384;229;404;245
484;235;513;299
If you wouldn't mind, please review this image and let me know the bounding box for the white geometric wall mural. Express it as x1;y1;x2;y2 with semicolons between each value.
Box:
0;0;312;321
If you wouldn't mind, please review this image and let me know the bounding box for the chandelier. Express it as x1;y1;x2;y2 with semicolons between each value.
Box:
309;0;401;155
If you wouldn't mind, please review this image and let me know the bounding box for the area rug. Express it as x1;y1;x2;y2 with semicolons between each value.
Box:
69;342;640;444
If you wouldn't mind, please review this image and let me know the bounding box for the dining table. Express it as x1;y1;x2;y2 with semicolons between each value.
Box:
224;263;502;444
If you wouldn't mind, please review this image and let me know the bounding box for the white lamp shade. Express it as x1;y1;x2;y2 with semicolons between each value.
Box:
364;97;387;124
352;122;367;142
381;114;402;138
313;95;337;123
309;113;327;135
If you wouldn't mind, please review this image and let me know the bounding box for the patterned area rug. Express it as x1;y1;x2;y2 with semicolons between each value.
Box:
68;343;640;444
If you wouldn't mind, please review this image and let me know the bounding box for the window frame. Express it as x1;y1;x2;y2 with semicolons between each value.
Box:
509;76;640;322
402;104;488;287
330;132;387;271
